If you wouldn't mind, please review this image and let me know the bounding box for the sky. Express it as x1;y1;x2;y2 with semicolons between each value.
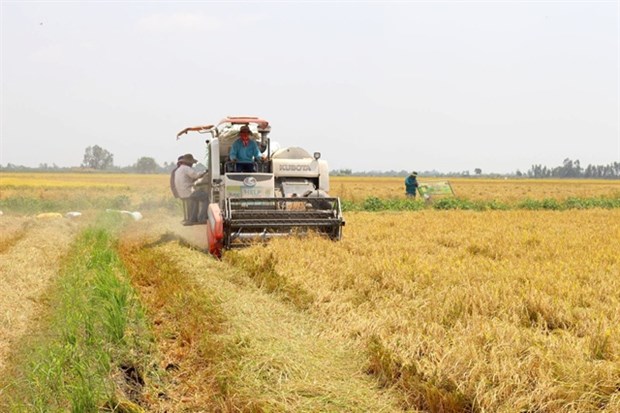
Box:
1;1;618;173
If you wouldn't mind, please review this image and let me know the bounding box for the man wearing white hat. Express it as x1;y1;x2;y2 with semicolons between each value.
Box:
172;153;208;225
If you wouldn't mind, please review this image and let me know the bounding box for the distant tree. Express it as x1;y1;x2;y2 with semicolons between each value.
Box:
331;168;352;176
135;157;159;174
558;158;579;178
527;158;618;179
82;145;114;170
162;161;176;172
474;168;482;175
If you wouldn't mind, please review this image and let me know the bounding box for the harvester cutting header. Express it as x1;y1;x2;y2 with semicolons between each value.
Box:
176;116;344;257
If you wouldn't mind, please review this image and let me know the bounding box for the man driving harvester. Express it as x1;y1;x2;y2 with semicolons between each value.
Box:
229;124;266;172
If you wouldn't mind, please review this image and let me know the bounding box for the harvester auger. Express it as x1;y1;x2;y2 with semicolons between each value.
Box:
176;116;345;257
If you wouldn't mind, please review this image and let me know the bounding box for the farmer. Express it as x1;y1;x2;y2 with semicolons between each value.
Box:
171;153;208;225
229;125;265;172
405;171;419;198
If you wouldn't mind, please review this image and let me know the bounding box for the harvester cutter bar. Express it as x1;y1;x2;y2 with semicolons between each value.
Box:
223;197;344;248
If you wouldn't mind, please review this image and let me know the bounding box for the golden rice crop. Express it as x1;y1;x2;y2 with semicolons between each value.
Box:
2;173;619;411
3;173;619;206
0;173;173;209
330;176;620;202
0;218;80;371
0;172;161;189
227;209;620;412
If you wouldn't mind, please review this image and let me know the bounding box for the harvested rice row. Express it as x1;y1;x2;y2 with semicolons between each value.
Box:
116;209;404;411
0;217;79;371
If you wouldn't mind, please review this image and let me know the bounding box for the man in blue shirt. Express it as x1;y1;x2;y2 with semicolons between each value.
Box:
405;171;419;197
229;125;265;172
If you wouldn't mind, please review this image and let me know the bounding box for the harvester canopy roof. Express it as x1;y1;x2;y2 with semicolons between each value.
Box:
218;116;270;130
213;116;271;151
175;116;270;140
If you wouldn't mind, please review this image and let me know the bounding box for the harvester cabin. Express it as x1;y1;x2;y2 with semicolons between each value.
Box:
212;118;271;174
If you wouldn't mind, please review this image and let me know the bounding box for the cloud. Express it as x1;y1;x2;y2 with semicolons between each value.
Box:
136;12;223;33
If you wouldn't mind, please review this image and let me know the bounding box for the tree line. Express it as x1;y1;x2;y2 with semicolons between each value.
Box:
525;158;620;179
333;159;619;179
1;145;177;174
1;146;618;179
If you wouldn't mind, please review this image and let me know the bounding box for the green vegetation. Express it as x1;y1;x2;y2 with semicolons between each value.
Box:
3;215;153;412
342;195;620;212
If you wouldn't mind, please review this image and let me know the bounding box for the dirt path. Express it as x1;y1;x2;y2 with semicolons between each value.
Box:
0;217;80;370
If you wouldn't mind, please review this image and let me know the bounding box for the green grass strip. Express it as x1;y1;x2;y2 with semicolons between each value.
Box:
5;214;152;412
342;195;620;212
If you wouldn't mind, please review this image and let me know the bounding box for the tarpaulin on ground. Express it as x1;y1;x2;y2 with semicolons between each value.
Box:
418;181;455;197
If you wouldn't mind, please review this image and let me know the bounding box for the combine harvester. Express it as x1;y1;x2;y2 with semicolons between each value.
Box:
177;116;345;257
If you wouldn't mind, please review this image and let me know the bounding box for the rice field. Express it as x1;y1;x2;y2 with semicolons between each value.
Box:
2;173;619;205
0;172;619;412
228;209;620;411
330;176;620;202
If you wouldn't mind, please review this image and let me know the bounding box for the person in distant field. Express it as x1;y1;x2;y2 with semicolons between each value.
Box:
405;171;419;198
172;154;208;225
229;125;265;172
